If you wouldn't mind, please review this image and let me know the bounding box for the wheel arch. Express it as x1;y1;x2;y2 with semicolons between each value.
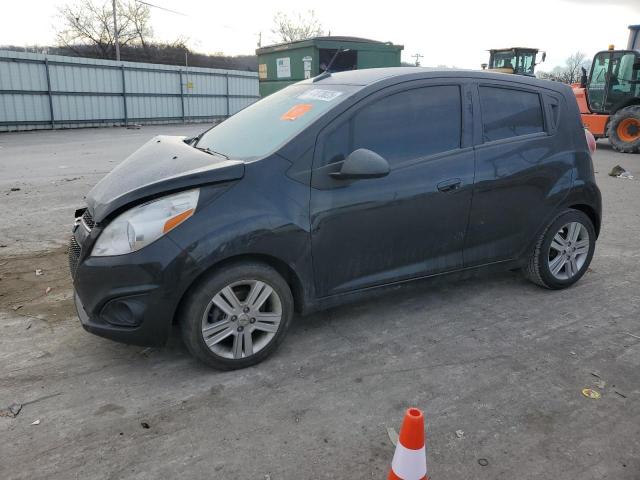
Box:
172;253;307;325
569;203;601;238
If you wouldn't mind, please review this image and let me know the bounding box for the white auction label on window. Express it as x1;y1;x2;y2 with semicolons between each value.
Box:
298;89;344;102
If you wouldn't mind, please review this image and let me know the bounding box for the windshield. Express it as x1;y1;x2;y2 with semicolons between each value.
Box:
196;83;361;160
491;50;536;74
492;51;516;71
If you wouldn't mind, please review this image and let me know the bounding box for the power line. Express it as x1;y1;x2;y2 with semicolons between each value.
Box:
135;0;188;16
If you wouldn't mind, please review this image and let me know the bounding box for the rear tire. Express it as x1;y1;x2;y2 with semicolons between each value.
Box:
524;210;596;290
179;261;294;370
608;106;640;153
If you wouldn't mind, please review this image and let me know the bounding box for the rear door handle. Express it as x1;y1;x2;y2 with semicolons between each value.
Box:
437;178;462;192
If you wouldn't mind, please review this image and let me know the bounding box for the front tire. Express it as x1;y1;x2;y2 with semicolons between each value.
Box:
179;261;294;370
608;106;640;153
524;210;596;289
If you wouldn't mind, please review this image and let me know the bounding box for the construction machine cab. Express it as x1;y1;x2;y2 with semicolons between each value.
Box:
573;25;640;153
487;48;545;76
585;49;640;114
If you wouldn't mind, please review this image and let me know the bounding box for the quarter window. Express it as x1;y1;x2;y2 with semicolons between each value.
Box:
323;85;462;166
479;86;544;142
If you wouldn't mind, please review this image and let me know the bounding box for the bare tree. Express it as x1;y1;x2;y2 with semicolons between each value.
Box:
56;0;152;59
537;51;591;84
271;10;324;43
562;51;591;84
536;70;556;81
123;1;153;51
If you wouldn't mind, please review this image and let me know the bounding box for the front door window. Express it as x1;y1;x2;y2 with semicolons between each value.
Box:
604;52;640;111
588;52;610;112
310;84;473;296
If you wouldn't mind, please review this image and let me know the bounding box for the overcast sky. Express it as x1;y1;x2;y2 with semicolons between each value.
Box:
1;0;638;70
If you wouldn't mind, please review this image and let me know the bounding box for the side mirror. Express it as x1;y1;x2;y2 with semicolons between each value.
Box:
329;148;390;180
541;51;546;62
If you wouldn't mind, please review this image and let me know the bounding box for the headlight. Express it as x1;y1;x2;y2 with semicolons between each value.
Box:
92;189;200;256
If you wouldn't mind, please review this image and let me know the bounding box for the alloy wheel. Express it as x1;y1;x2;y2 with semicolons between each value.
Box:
547;222;590;280
201;280;282;359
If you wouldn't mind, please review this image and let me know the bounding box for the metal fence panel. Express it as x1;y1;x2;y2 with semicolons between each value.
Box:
229;75;259;97
126;69;180;94
0;50;259;131
184;96;227;118
188;73;226;96
53;94;124;121
0;94;50;123
0;59;47;91
128;95;181;120
50;63;123;93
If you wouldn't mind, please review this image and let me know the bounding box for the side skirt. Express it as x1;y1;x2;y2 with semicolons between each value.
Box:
300;258;524;315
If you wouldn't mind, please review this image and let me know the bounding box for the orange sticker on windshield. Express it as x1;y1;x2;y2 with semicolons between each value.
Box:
281;103;313;121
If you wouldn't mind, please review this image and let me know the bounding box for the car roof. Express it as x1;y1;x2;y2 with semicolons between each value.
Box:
302;67;567;93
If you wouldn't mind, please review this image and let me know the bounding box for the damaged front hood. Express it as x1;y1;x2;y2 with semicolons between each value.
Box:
87;135;244;222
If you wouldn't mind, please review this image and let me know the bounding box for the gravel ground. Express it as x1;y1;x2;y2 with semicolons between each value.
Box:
0;126;638;480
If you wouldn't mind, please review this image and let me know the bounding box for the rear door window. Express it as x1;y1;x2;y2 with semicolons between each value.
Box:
479;86;544;142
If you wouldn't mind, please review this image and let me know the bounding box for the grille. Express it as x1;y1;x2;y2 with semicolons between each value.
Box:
82;210;95;230
68;235;81;277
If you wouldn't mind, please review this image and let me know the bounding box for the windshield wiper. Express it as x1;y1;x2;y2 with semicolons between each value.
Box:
193;146;229;160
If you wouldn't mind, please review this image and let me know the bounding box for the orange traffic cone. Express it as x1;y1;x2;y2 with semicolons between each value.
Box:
388;408;428;480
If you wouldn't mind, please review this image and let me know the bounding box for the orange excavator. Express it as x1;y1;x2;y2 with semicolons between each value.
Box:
572;25;640;153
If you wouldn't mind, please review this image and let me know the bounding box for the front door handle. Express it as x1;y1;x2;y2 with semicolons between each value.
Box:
437;178;462;192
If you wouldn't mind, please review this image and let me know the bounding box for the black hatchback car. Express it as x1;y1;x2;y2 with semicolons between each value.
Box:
70;68;601;369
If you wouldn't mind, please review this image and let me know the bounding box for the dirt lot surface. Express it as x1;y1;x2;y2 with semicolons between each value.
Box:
1;126;639;480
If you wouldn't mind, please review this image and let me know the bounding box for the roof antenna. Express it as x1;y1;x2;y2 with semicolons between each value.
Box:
313;48;350;82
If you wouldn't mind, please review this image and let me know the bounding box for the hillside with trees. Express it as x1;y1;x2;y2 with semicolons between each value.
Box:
1;0;257;71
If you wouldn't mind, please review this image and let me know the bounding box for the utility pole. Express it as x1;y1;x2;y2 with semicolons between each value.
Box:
412;53;423;67
112;0;120;61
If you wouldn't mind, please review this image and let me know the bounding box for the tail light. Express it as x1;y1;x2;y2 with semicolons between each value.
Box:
585;128;596;154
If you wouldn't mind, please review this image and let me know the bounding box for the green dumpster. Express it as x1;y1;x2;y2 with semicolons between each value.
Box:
256;36;404;96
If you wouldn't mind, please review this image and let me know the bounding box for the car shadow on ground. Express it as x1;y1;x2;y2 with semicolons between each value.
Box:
156;267;537;374
0;243;574;381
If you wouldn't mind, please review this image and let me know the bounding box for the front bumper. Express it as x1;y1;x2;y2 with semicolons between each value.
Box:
74;289;169;347
71;231;191;347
